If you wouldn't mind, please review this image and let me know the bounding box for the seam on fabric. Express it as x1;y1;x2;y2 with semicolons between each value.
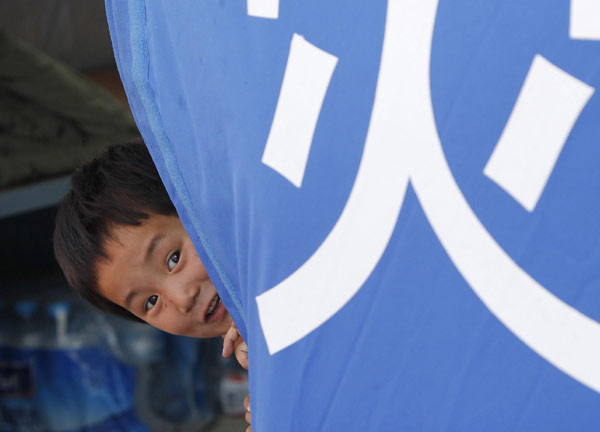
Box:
126;0;246;326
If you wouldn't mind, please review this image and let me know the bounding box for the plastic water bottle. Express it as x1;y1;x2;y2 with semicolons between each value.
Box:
101;314;165;366
46;301;70;347
147;335;195;422
0;298;16;346
14;300;44;348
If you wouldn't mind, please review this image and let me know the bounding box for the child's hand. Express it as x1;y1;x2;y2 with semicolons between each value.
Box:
244;394;251;432
222;323;251;431
222;323;249;370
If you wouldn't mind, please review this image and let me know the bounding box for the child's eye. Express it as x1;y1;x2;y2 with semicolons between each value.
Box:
145;295;158;311
167;250;180;271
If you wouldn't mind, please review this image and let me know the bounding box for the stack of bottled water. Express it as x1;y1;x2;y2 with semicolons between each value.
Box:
0;291;220;432
101;312;221;431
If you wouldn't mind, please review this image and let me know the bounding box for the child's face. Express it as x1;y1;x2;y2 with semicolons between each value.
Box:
96;214;232;338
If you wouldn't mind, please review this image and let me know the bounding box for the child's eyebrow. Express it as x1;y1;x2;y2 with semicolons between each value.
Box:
144;234;166;264
124;290;137;310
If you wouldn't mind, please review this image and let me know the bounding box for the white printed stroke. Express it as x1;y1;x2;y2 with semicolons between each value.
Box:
257;0;600;397
484;54;594;212
261;34;338;188
247;0;279;19
257;5;411;352
570;0;600;40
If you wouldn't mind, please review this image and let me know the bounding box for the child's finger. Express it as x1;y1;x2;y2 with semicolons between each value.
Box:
244;394;251;424
243;392;251;431
234;340;249;370
244;394;250;413
221;325;240;357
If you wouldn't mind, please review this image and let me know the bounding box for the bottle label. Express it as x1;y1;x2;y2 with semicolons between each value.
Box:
0;347;147;432
0;361;33;399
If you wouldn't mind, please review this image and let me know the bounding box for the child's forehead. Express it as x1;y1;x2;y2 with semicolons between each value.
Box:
105;214;184;259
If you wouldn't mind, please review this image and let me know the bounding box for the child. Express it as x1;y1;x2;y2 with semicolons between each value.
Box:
53;139;250;423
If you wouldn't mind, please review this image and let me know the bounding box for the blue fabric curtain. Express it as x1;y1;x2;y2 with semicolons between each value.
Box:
106;1;600;429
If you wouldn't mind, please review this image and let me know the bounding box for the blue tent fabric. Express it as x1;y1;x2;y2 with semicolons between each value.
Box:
106;1;600;430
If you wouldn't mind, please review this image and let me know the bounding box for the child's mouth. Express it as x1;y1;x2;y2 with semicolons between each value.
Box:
205;294;221;320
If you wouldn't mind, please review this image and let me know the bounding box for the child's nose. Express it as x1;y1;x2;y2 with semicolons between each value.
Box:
169;283;198;313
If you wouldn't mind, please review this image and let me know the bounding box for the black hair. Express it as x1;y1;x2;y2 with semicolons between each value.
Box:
53;138;176;322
